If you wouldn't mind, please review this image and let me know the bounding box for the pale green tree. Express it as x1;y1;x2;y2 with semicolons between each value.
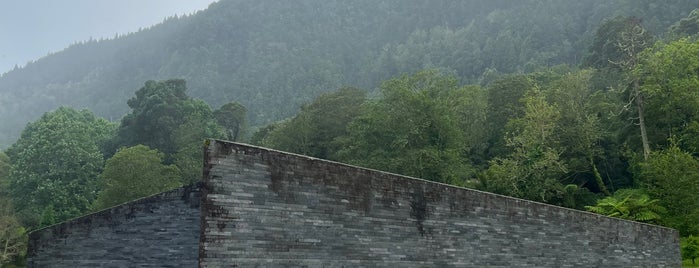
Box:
636;39;699;154
546;70;611;195
480;88;567;203
637;144;699;235
5;107;115;228
93;145;181;210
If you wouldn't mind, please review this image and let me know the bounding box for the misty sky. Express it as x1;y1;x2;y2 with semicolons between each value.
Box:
0;0;218;74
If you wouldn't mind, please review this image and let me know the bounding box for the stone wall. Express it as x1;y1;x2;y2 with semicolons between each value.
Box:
200;140;680;267
26;140;681;267
27;185;201;268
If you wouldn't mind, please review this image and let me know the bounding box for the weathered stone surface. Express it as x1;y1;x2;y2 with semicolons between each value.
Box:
27;185;201;268
199;140;681;267
27;139;681;267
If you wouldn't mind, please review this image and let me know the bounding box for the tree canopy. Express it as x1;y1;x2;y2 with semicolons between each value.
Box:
214;102;248;142
257;87;366;160
115;79;194;157
92;145;181;210
5;107;114;228
337;70;473;184
637;144;699;236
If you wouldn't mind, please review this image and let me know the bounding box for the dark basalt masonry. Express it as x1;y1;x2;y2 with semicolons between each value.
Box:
27;139;680;267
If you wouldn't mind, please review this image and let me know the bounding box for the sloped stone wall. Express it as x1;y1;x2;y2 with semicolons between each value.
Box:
200;140;680;267
26;140;681;267
27;185;201;268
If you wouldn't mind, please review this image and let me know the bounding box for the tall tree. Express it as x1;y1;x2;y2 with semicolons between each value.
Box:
172;103;225;184
93;145;181;210
637;144;699;236
5;107;114;228
338;70;472;184
585;16;654;159
262;87;366;160
480;89;567;203
546;70;611;195
445;84;489;165
583;16;654;70
115;79;195;159
485;75;532;158
214;102;248;142
636;39;699;154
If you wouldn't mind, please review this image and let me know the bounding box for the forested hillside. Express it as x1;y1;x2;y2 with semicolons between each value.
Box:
1;0;698;149
4;1;699;266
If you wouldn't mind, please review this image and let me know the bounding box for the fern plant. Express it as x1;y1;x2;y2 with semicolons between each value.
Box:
585;189;666;224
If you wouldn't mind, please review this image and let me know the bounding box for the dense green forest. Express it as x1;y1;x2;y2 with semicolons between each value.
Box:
3;0;699;266
2;0;699;149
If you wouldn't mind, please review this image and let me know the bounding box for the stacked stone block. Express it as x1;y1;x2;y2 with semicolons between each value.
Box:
26;139;681;267
199;140;680;267
27;186;201;267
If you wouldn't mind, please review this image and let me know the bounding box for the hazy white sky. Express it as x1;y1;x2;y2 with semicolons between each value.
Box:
0;0;218;74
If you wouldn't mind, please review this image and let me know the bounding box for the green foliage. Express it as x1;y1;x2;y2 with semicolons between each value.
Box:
585;189;665;224
444;84;489;164
480;89;567;203
683;235;699;265
0;152;10;196
560;184;599;211
114;79;227;182
586;16;654;160
172;107;225;184
485;75;533;158
93;145;181;210
338;70;475;184
261;87;366;160
5;107;114;228
636;39;699;153
668;9;699;39
637;144;699;235
545;70;613;195
115;79;196;158
583;16;654;70
479;67;620;200
249;122;282;147
0;198;26;266
214;102;248;141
